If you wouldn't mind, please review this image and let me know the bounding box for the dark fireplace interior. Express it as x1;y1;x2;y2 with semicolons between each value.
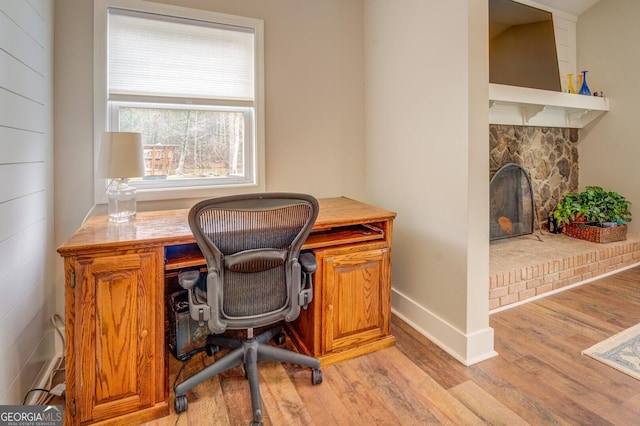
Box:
490;163;534;240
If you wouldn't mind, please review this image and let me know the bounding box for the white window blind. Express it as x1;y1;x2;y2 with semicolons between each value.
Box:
108;8;255;102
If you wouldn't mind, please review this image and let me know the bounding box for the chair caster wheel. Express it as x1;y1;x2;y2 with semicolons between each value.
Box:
205;344;219;357
273;332;286;345
311;368;323;385
174;395;188;413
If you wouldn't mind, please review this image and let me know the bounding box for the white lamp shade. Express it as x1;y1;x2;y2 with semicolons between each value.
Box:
98;132;146;179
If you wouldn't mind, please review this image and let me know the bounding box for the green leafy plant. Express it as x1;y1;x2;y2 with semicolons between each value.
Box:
552;192;586;226
552;186;632;226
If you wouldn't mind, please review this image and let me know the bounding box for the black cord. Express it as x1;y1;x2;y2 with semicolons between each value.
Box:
172;360;190;426
22;388;50;405
22;314;67;406
173;360;188;389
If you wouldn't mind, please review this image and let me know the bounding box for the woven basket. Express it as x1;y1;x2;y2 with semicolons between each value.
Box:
563;222;627;243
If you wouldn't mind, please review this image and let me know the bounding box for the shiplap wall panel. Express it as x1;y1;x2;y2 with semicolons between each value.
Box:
2;0;48;41
0;216;47;395
0;0;53;405
0;249;47;346
553;14;577;86
0;48;46;109
0;3;47;73
0;218;46;319
0;191;47;315
0;90;46;132
0;218;45;294
0;300;49;405
0;127;45;163
0;163;45;203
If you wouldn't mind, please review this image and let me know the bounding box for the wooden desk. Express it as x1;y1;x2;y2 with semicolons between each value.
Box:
58;197;395;425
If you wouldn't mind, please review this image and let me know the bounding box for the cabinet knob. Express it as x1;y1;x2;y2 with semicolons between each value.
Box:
140;329;148;338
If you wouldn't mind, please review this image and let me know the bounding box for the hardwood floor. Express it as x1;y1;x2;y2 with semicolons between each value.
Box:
144;266;640;425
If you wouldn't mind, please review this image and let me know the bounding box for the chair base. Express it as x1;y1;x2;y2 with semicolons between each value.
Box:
174;325;322;425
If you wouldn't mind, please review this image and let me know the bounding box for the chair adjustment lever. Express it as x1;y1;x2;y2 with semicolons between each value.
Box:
178;269;201;289
299;289;312;309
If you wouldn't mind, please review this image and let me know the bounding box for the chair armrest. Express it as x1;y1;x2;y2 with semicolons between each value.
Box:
299;252;317;273
298;252;316;309
178;269;211;325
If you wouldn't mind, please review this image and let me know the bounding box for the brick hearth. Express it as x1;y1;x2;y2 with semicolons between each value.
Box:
490;231;640;311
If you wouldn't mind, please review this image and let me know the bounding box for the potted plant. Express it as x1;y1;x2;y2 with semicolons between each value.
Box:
551;192;587;230
551;186;632;243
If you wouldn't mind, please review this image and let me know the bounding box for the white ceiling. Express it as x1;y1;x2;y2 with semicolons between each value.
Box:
531;0;600;16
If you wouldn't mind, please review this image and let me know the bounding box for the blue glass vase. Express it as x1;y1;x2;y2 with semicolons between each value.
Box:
579;70;591;96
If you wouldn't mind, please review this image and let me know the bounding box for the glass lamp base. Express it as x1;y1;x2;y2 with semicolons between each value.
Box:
107;178;137;222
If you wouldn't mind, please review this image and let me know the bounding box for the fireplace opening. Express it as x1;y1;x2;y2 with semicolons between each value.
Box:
490;163;534;240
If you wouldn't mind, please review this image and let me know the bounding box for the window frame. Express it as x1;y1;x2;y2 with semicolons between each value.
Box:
93;0;265;204
109;101;255;189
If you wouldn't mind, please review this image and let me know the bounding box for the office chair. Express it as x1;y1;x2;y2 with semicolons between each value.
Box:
173;193;323;425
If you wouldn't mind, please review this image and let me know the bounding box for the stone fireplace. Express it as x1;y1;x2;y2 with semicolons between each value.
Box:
489;124;579;229
488;124;640;312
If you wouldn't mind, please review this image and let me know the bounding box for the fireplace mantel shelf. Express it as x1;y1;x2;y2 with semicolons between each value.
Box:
489;84;610;129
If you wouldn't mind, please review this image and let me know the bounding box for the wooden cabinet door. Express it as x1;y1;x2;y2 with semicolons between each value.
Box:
66;249;165;424
317;245;391;353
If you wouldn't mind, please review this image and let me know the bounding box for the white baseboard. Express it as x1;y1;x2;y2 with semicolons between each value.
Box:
24;326;65;405
392;288;497;366
24;356;61;405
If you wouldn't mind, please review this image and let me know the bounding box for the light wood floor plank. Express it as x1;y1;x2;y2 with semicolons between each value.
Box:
327;357;404;424
517;354;635;425
448;380;530;426
140;265;640;425
341;349;445;424
363;348;485;425
465;356;572;425
283;359;360;425
258;362;314;425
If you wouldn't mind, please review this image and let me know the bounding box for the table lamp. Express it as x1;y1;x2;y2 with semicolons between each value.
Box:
97;132;145;222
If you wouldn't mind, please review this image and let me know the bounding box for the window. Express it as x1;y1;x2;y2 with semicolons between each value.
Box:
94;0;264;202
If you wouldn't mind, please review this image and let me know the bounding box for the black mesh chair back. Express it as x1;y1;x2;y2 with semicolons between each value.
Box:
189;193;318;332
174;193;323;425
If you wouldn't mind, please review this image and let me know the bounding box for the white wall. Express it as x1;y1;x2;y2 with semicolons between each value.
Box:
577;0;640;233
364;0;495;365
54;0;366;312
0;0;55;404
